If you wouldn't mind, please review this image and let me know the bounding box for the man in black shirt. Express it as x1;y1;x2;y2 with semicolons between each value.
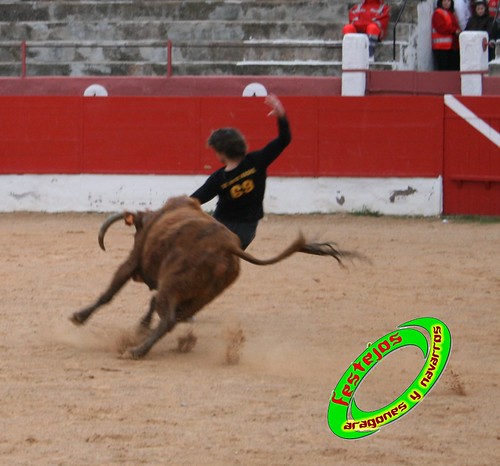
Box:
191;94;291;250
191;94;291;249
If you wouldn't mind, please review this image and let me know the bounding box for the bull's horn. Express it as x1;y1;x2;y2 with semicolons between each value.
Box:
98;212;125;251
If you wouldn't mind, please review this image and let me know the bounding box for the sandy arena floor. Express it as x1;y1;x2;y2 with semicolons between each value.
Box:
0;212;499;465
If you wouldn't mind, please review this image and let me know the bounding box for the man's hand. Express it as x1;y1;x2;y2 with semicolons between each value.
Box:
265;94;286;118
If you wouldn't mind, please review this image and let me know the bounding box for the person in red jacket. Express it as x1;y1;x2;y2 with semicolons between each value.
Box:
487;0;498;18
432;0;461;70
342;0;391;62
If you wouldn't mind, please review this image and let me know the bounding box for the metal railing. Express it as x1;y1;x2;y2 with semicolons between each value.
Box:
0;39;345;77
393;0;412;61
0;40;173;77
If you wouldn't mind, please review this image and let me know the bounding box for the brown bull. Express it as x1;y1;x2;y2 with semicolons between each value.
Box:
70;195;362;359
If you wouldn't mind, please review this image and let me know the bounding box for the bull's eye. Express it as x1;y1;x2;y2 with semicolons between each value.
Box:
125;214;135;226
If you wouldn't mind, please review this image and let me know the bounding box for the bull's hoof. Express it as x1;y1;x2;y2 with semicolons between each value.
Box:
177;330;197;353
70;313;85;325
123;346;146;360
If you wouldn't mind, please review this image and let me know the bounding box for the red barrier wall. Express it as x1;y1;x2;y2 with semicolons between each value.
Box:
0;96;443;178
2;95;499;215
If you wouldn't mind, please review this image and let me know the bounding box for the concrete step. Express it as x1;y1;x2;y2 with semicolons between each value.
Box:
0;19;414;42
0;6;411;40
0;61;167;77
172;40;343;63
0;60;397;80
0;0;351;22
0;20;347;42
171;60;394;77
171;39;406;63
0;0;418;25
0;60;350;78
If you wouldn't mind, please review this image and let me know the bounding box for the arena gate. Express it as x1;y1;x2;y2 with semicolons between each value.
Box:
443;96;500;216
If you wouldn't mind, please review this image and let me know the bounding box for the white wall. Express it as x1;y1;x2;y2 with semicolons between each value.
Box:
0;174;443;216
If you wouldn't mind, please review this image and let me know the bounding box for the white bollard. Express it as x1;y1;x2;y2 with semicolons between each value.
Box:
342;34;369;96
459;31;489;96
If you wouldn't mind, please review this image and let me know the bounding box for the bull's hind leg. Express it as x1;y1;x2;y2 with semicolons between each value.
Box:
126;292;177;359
127;317;175;360
137;295;157;330
70;257;137;325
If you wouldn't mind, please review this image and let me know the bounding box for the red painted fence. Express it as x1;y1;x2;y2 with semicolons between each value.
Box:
0;96;498;215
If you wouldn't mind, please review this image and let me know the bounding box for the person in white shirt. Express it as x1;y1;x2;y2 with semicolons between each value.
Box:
453;0;472;29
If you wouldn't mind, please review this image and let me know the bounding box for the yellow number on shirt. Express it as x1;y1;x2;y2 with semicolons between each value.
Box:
230;179;255;199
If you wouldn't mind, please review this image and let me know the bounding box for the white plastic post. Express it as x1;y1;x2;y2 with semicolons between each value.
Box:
242;82;268;97
459;31;489;96
342;34;369;96
83;84;108;96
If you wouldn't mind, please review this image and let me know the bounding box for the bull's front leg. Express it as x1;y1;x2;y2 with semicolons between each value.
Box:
70;257;138;325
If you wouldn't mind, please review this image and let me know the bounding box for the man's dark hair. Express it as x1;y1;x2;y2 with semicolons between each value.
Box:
207;128;247;160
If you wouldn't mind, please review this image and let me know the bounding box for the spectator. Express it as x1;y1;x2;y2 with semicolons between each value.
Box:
455;0;472;29
190;94;291;250
432;0;461;70
487;0;498;18
466;0;498;61
489;0;500;60
342;0;391;62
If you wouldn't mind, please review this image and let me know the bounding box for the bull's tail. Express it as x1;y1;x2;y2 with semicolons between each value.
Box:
233;232;368;267
232;233;307;265
297;241;369;267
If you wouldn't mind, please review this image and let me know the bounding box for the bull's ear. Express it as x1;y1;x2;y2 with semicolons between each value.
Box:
124;213;135;226
190;197;201;209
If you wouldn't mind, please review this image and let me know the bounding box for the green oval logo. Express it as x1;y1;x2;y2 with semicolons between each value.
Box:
327;317;452;439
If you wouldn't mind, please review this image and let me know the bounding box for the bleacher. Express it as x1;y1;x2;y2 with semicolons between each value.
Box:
0;0;420;77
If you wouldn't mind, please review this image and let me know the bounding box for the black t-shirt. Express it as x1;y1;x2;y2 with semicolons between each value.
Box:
191;116;291;223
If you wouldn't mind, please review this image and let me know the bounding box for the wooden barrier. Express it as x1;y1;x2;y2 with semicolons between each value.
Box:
0;95;498;215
